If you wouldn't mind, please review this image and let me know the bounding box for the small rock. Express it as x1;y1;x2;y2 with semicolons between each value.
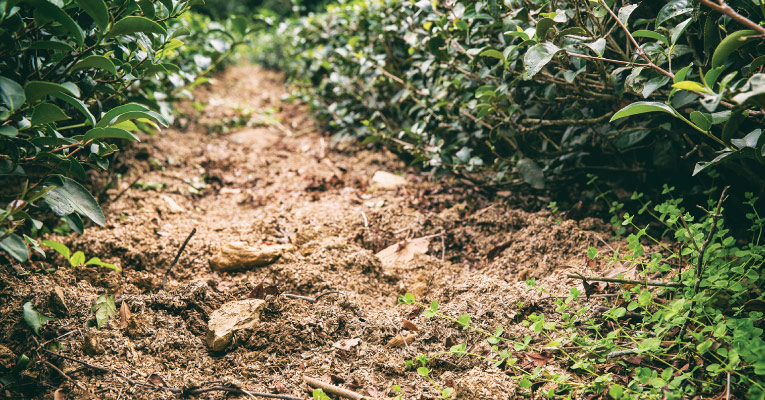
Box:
83;329;104;355
0;344;15;372
161;195;185;213
209;242;292;272
206;299;266;351
370;171;407;190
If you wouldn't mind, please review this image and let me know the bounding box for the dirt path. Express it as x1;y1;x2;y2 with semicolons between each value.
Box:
0;66;616;399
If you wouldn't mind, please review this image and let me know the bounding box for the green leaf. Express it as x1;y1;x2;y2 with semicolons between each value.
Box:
96;103;151;127
82;127;140;142
23;302;54;335
30;103;68;125
86;256;121;271
41;239;70;260
690;111;712;131
43;175;106;226
585;38;606;57
105;110;168;128
731;73;765;106
91;294;117;329
610;101;678;121
524;42;560;77
587;247;598;259
670;18;692;46
416;367;430;377
673;81;710;93
69;250;85;267
105;16;167;40
617;4;639;25
609;384;624;399
0;126;19;137
77;0;109;31
27;40;75;52
0;76;25;112
71;55;117;75
712;30;757;68
479;49;504;60
30;0;84;47
535;18;555;40
632;30;670;47
517;158;545;189
137;0;156;19
656;0;692;27
51;92;95;127
24;81;78;103
0;233;28;262
642;76;670;98
457;313;471;329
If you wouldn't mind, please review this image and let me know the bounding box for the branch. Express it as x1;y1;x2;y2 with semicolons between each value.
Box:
597;0;674;78
522;111;614;126
700;0;765;35
160;227;197;290
303;376;367;400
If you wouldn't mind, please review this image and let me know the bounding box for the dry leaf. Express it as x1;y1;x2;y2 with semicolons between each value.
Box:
248;282;280;299
53;388;65;400
119;301;131;329
525;352;553;367
402;320;419;332
148;373;166;387
386;332;417;348
743;299;765;312
333;338;361;351
376;237;430;268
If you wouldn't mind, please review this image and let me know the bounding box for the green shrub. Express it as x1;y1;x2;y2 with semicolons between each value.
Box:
274;0;765;191
0;1;254;262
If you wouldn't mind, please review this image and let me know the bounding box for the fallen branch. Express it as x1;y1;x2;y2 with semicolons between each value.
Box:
303;376;367;400
566;274;682;287
160;227;197;291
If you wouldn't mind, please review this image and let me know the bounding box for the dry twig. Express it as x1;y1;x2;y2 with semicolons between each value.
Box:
303;376;367;400
160;227;197;290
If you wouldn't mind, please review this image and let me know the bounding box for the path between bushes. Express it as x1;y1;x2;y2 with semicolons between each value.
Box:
1;66;620;399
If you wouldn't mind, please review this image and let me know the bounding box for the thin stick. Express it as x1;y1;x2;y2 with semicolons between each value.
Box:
566;274;682;287
183;386;305;400
303;376;367;400
282;291;345;303
678;186;729;339
42;360;95;398
677;210;701;254
160;228;197;290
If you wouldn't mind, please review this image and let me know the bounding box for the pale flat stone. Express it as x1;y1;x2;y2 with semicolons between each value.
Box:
206;299;265;351
370;171;407;190
209;242;292;272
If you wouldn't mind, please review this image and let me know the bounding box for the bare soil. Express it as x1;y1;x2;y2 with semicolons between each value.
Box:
0;66;621;399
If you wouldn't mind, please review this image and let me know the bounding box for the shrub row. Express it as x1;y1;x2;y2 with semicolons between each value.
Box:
0;0;253;262
273;0;764;192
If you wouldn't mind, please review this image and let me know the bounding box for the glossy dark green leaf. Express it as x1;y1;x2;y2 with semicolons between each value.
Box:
524;42;560;77
96;103;151;127
611;102;678;121
23;302;53;335
633;30;669;47
105;16;167;40
0;76;25;112
137;0;156;19
29;0;84;47
690;111;712;131
82;127;140;142
51;92;96;127
0;233;28;262
71;55;118;75
656;0;692;27
27;40;75;52
44;175;105;226
24;81;79;102
30;103;69;125
76;0;109;31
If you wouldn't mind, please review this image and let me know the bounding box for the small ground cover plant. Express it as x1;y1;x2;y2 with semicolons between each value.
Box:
399;186;764;399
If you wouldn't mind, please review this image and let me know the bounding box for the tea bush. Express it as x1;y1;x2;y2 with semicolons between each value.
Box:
0;0;254;262
275;0;764;191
